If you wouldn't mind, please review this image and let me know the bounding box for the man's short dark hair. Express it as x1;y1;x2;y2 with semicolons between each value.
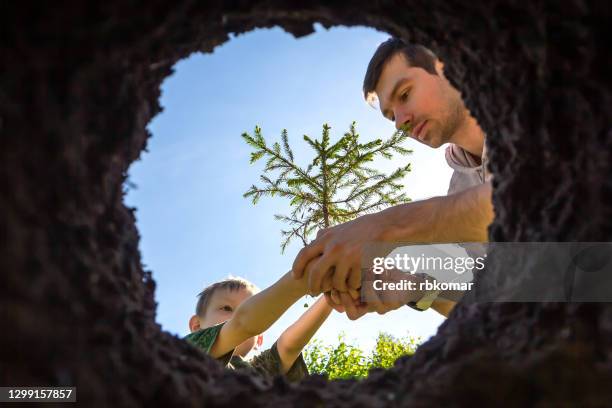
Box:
363;38;438;100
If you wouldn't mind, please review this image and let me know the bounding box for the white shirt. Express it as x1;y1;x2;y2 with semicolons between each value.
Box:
445;142;491;195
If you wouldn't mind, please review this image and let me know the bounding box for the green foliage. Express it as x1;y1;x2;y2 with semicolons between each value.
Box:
304;332;420;380
370;333;420;370
242;122;413;252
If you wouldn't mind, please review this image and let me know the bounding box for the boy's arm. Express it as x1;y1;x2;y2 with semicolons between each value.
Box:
209;270;307;358
276;296;333;374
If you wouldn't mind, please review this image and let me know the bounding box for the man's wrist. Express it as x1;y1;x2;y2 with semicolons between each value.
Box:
404;273;436;310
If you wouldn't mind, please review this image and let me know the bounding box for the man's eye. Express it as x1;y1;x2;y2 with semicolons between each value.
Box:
400;90;410;102
220;305;233;312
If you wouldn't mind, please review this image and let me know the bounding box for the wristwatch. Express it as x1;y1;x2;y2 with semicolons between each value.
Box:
406;273;441;311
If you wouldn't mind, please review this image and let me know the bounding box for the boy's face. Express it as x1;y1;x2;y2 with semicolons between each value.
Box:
375;52;466;149
193;287;262;357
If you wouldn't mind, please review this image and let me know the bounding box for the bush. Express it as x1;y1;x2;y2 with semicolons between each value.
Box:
304;332;420;380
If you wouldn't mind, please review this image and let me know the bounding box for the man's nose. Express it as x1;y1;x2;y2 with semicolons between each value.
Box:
394;110;413;131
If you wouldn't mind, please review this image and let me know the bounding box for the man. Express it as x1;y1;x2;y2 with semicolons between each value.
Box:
292;38;494;319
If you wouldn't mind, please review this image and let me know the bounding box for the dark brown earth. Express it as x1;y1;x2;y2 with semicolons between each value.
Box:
2;1;611;406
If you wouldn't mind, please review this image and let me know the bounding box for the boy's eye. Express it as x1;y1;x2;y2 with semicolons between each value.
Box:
220;305;233;312
400;89;410;102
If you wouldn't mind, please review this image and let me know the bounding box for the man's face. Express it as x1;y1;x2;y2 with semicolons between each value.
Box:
199;287;259;357
375;53;466;148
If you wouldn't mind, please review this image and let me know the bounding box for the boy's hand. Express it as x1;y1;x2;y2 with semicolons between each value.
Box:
325;290;369;320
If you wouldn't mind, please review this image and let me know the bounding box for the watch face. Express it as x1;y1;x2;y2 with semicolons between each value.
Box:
417;289;443;310
405;301;426;311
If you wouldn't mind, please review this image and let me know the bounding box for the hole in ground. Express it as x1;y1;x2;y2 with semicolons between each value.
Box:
125;24;453;363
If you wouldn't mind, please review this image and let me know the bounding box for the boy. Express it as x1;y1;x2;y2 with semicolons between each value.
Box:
184;270;332;382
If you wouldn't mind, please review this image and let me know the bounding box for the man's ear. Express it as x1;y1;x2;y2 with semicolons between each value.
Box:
256;334;264;348
189;315;201;333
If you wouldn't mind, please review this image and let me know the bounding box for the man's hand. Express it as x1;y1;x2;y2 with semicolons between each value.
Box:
293;213;386;295
303;254;334;296
324;269;426;320
292;182;493;296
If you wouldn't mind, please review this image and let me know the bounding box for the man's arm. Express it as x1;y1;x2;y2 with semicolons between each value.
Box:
276;296;333;373
382;182;493;317
209;271;308;358
379;180;493;244
293;182;494;301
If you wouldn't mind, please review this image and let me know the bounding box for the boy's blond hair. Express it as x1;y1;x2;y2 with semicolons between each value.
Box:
195;277;260;317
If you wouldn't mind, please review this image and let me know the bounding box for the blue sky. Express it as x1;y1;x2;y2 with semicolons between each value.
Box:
125;24;453;353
